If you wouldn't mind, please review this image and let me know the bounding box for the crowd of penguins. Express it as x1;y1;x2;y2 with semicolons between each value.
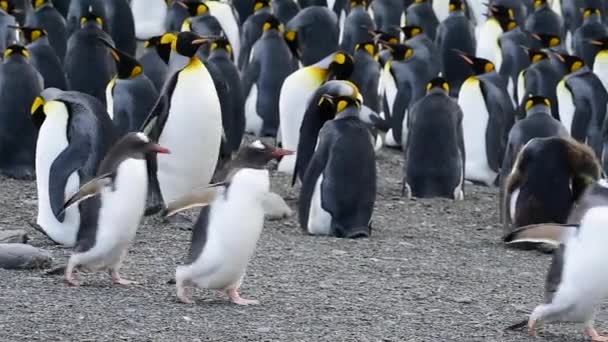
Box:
3;0;608;339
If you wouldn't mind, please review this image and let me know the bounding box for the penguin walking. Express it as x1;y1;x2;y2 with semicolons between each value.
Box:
457;52;514;186
0;44;43;180
14;26;67;90
284;6;339;66
64;11;116;106
298;84;376;238
31;89;118;247
61;132;170;286
277;51;354;174
237;0;272;71
434;0;476;97
100;38;159;136
573;8;608;67
404;0;439;41
403;77;465;200
141;32;223;207
243;15;296;138
499;96;569;230
25;0;67;61
504;185;608;341
340;0;375;55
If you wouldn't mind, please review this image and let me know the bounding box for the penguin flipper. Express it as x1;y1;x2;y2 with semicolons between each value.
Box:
502;223;579;248
60;173;115;214
162;186;226;218
140;72;179;142
544;244;566;303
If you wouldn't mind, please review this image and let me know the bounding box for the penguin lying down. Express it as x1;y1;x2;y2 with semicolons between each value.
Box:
505;180;608;341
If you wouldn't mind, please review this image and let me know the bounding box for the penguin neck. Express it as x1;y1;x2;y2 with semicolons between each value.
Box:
335;106;360;120
525;105;551;117
209;49;230;61
184;55;204;70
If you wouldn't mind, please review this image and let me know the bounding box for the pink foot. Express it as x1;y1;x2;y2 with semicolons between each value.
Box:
227;288;259;306
528;319;537;337
177;284;194;304
110;270;138;285
585;327;608;342
65;267;80;286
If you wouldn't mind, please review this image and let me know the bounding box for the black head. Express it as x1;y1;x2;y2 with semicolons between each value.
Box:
235;140;294;167
350;0;368;8
449;0;466;12
210;37;234;60
172;31;208;58
103;132;170;166
455;50;495;74
30;95;45;129
0;0;17;14
328;51;355;80
487;4;515;19
4;44;30;60
316;80;363;114
383;43;414;61
583;8;602;20
262;15;282;32
355;41;377;56
400;25;424;40
533;0;548;9
554;53;585;73
426;77;450;94
531;32;562;48
253;0;270;11
368;29;400;46
284;29;299;59
80;12;104;29
9;25;47;43
524;95;551;111
145;32;177;64
184;1;209;16
524;47;549;64
590;37;608;50
494;13;518;31
32;0;49;9
98;38;143;79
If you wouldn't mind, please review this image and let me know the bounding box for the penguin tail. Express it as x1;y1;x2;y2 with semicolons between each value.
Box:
502;223;579;248
504;319;528;331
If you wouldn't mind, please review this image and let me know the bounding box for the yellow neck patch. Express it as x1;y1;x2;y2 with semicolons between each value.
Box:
571;61;583;72
531;53;545;63
130;66;143;78
30;96;45;115
34;0;45;9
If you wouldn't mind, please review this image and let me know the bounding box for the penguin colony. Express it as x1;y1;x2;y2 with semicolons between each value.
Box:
2;0;608;339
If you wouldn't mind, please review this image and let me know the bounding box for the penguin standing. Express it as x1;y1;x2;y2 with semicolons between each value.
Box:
61;132;170;286
475;6;517;72
14;26;67;90
138;33;174;92
277;51;354;174
100;39;159;136
403;77;465;200
524;0;565;38
340;0;375;54
203;0;241;63
66;0;107;36
237;0;272;71
516;48;562;119
370;0;404;38
573;8;608;67
434;0;476;97
284;6;339;66
141;32;223;206
497;21;531;105
165;0;189;32
25;0;67;61
64;11;116;106
499;96;569;229
271;0;301;24
130;0;167;43
591;37;608;91
0;2;17;53
102;0;136;56
0;44;42;179
30;89;118;247
404;0;439;41
243;15;296;138
349;41;381;112
298;84;376;238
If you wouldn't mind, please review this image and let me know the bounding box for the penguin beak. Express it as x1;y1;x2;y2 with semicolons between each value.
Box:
192;38;208;46
270;147;294;159
453;49;474;64
152;144;171;154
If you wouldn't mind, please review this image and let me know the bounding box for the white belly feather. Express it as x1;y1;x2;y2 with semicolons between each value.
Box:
557;79;575;135
307;174;332;235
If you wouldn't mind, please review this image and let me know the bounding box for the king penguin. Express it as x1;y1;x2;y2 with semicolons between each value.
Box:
369;0;404;38
271;0;301;24
141;31;223;207
402;77;465;200
25;0;67;61
64;10;116;106
340;0;375;54
284;5;339;66
591;37;608;91
475;5;517;73
13;25;67;90
0;44;43;180
237;0;272;71
61;132;170;286
298;82;376;238
277;51;354;174
30;89;118;247
102;0;136;56
100;38;159;136
404;0;439;41
516;48;562;119
66;0;107;36
573;8;608;67
243;15;297;138
0;2;17;53
138;33;175;92
349;41;381;112
524;0;565;38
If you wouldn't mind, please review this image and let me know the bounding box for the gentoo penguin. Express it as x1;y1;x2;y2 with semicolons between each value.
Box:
554;53;608;160
499;96;569;228
339;0;375;55
30;89;118;247
101;0;136;56
277;51;354;174
457;52;514;186
591;38;608;91
349;41;381;112
138;33;174;92
167;168;270;305
516;48;562;119
271;0;300;24
141;31;223;207
0;2;17;53
13;26;67;90
475;5;517;72
573;8;608;67
524;0;565;38
504;182;608;341
24;0;67;61
237;0;272;71
402;77;465;200
61;132;170;286
243;15;296;138
207;37;245;154
284;6;339;66
503;136;600;241
100;38;159;136
298;83;376;238
434;0;476;97
404;0;438;41
370;0;404;38
0;44;42;180
130;0;167;42
64;11;116;106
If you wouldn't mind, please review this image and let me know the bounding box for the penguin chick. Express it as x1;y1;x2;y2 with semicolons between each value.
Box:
62;132;170;286
167;168;271;305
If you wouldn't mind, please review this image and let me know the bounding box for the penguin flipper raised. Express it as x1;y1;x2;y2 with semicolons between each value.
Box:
61;173;115;214
503;223;579;248
162;186;226;218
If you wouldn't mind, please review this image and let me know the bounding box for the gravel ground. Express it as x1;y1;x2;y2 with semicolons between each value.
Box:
0;146;604;342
